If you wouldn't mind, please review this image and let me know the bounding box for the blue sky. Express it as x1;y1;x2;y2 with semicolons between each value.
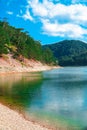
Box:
0;0;87;44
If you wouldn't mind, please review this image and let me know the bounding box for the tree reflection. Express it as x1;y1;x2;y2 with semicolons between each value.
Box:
0;72;43;110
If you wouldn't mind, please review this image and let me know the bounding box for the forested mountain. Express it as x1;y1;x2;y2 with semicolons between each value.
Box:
0;20;56;65
43;40;87;66
2;19;87;66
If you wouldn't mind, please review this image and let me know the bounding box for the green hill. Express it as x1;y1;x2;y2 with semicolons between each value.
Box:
43;40;87;66
0;20;56;65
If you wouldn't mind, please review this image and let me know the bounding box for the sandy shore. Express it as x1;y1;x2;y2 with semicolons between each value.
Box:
0;54;60;74
0;103;52;130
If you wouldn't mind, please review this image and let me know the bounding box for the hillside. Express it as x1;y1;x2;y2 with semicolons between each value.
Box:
0;54;57;74
43;40;87;66
0;20;56;67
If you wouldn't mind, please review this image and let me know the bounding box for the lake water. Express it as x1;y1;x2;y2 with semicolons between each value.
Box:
0;67;87;129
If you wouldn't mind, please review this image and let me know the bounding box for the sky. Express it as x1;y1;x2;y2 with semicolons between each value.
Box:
0;0;87;44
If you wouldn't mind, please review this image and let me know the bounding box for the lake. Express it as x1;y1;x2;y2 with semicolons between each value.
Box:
0;67;87;129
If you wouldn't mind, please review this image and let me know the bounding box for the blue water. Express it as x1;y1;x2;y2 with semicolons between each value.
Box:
0;67;87;129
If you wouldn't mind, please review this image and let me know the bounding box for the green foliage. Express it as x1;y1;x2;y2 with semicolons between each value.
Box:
0;20;55;65
43;40;87;66
0;27;9;55
43;47;56;65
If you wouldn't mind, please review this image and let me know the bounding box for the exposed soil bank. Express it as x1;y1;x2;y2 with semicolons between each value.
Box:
0;54;60;74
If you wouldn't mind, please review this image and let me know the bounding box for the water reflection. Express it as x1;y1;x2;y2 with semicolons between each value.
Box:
0;73;43;108
28;67;87;128
0;67;87;129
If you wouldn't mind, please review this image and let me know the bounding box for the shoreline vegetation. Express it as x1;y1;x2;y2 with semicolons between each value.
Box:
0;18;59;74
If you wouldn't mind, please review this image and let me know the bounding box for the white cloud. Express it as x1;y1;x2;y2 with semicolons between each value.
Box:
29;1;87;24
68;4;87;24
22;9;34;21
17;8;34;21
42;19;87;38
7;11;13;15
21;0;87;39
28;0;49;17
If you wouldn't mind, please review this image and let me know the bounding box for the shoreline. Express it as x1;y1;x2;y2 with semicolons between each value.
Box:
0;55;60;130
0;65;60;74
0;66;59;130
0;103;53;130
0;54;60;75
0;102;78;130
0;65;60;75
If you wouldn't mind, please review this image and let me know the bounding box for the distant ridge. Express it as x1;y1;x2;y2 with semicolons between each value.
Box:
43;40;87;66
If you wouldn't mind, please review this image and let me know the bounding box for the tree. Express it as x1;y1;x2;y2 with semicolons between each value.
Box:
0;20;56;65
43;48;56;65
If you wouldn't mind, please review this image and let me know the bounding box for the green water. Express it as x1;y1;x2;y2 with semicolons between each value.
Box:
0;67;87;129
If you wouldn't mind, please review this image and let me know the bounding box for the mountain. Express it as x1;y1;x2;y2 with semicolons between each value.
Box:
43;40;87;66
